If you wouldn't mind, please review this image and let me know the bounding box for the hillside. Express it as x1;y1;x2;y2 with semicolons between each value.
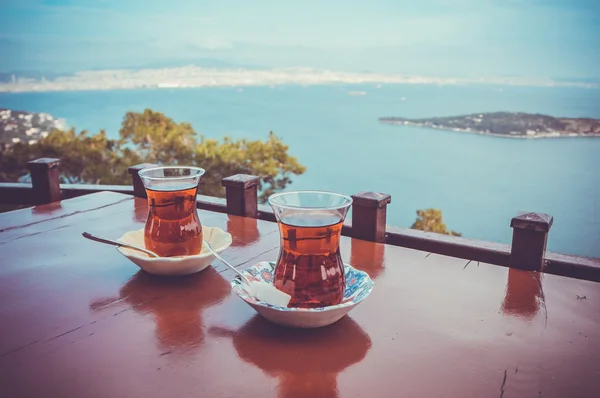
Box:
379;112;600;138
0;108;66;149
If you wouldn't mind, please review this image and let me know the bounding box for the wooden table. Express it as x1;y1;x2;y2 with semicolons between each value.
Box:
1;192;598;398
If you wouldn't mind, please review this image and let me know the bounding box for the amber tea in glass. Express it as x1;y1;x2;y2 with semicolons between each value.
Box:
269;191;353;308
138;166;205;257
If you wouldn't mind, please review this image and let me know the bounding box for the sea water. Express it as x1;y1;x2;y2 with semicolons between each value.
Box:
1;83;599;257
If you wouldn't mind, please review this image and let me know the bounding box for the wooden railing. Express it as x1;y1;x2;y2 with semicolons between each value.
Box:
1;158;599;282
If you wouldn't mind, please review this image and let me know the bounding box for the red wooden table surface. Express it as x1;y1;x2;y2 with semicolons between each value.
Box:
0;192;598;398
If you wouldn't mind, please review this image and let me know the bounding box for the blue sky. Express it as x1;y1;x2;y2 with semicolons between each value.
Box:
1;0;599;78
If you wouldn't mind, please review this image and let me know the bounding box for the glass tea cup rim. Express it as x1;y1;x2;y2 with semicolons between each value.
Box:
268;190;353;211
138;165;206;181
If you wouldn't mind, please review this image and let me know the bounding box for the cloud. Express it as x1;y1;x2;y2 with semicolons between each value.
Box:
1;0;598;78
197;38;232;50
493;0;600;11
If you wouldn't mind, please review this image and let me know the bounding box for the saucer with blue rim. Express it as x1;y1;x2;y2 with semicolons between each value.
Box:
231;261;374;328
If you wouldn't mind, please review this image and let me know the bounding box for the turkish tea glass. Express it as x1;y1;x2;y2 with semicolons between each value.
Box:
268;191;353;308
138;166;205;257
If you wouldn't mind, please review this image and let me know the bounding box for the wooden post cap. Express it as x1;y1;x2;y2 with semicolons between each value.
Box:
351;191;392;208
221;174;261;189
350;191;391;243
128;163;158;175
26;158;61;204
222;174;260;218
510;211;553;271
26;158;60;171
510;212;553;232
128;163;157;198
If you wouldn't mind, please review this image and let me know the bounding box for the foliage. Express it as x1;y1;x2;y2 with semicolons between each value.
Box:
411;208;461;236
0;109;306;201
0;128;137;184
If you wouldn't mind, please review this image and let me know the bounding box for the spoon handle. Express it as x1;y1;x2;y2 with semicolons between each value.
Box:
82;232;158;258
202;240;251;284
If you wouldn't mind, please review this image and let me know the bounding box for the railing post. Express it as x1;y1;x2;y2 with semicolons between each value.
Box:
221;174;260;217
350;191;392;243
510;212;553;271
128;163;157;198
26;158;61;204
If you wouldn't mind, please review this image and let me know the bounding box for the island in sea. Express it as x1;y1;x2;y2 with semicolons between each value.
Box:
379;112;600;138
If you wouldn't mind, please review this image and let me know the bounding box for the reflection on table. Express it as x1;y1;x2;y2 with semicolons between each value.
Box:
501;268;544;320
90;268;230;355
350;238;386;279
210;316;371;398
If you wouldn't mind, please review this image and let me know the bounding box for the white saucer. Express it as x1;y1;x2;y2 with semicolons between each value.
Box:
116;226;232;276
231;261;374;328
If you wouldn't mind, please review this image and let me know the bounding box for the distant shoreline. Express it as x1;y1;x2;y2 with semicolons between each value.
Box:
0;66;598;93
380;112;600;139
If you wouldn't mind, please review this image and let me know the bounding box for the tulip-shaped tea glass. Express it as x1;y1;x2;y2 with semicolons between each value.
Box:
268;191;353;308
138;166;205;257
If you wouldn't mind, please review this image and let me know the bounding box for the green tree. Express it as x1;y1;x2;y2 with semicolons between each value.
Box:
0;128;138;184
118;109;305;201
411;208;461;236
0;109;306;201
119;109;196;165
